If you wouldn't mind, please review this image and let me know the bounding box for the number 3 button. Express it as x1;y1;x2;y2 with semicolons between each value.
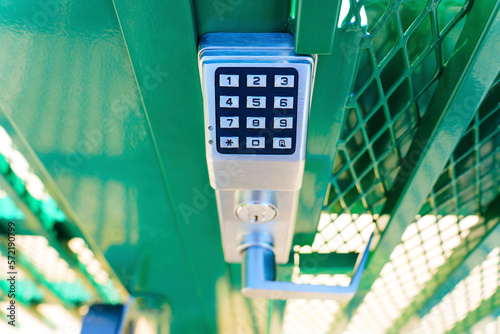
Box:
275;75;294;87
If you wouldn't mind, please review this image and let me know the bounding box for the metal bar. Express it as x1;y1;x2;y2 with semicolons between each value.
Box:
298;252;358;275
0;151;127;304
111;0;228;332
294;0;342;54
388;195;500;333
0;166;103;298
0;238;82;315
294;26;366;245
332;1;500;331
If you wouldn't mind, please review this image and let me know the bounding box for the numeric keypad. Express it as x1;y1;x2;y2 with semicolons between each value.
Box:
215;67;298;154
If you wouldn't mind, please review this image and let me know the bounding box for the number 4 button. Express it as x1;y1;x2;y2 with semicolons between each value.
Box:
220;96;239;108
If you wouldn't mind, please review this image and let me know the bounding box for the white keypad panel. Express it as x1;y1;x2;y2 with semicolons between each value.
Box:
246;137;265;149
220;116;239;128
220;96;239;108
246;117;266;129
274;96;294;109
220;137;239;148
273;117;293;129
273;137;292;149
246;96;266;109
219;74;239;87
247;75;266;87
275;75;294;88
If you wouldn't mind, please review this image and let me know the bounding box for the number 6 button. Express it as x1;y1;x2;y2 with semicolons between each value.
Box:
274;96;293;109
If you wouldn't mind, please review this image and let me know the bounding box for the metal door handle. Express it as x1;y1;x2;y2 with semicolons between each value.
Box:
240;232;373;301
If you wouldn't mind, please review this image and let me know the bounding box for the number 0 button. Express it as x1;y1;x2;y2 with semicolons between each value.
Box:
247;117;265;129
220;96;239;108
246;137;265;149
274;97;293;109
275;75;294;87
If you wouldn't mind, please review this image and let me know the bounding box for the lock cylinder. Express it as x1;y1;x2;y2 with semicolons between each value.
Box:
235;190;278;224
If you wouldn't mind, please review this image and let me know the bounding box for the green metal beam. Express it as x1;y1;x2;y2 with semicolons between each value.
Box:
294;25;366;245
332;1;500;331
111;0;229;332
388;195;500;333
293;0;342;54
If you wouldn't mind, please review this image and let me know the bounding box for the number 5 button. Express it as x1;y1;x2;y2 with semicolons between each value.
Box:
274;96;293;109
247;96;266;109
274;117;293;129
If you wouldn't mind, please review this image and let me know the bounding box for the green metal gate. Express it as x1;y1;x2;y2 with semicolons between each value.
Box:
0;0;499;333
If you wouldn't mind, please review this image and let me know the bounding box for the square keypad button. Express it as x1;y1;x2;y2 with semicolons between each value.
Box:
215;67;298;155
220;116;239;128
247;137;265;149
220;136;239;148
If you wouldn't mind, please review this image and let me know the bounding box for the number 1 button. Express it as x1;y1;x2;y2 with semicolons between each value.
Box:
220;75;239;87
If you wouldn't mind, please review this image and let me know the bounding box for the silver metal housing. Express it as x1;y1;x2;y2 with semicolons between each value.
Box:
198;33;315;263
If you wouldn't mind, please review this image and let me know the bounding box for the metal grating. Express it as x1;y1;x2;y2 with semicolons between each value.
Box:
324;0;473;247
283;0;500;333
0;125;126;330
403;247;500;333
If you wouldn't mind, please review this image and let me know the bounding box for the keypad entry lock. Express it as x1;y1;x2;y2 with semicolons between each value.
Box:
199;33;371;301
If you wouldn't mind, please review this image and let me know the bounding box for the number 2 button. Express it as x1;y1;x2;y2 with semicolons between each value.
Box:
220;96;239;108
247;75;266;87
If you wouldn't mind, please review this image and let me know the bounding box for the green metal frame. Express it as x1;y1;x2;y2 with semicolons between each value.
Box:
0;0;499;333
